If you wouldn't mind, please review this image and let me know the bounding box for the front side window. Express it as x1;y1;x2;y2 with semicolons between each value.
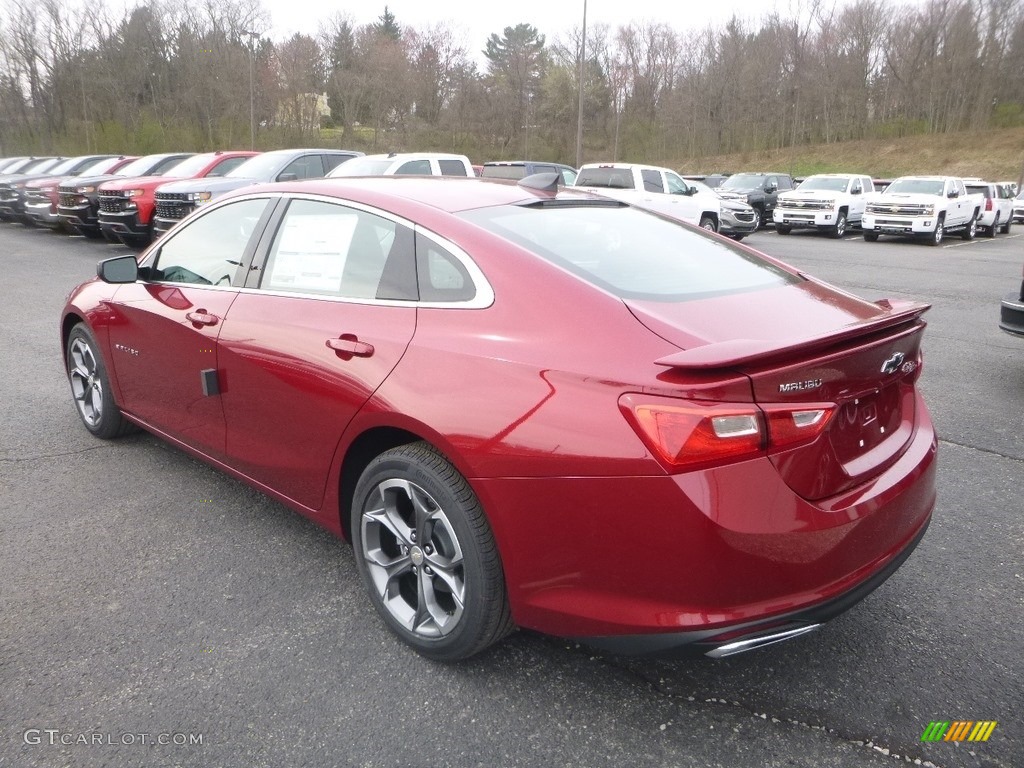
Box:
280;155;324;180
666;173;690;194
150;198;270;285
262;199;415;300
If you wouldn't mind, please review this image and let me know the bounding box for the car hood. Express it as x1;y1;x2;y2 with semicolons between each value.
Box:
101;175;181;191
59;174;123;190
156;177;257;195
868;192;943;204
780;190;845;201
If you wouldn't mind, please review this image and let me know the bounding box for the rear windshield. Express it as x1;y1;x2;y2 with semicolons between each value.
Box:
965;184;992;198
460;204;798;301
329;158;397;177
575;168;635;189
481;165;527;180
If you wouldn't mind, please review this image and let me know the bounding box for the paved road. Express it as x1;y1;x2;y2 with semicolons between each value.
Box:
1;222;1020;768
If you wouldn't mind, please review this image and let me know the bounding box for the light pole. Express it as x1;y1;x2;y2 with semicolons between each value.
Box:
243;30;259;150
575;0;587;169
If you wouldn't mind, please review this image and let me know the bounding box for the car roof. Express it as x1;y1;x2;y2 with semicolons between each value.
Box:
362;152;469;161
237;175;609;217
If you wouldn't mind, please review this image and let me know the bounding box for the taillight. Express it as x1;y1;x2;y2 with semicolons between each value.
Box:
985;198;993;211
620;395;836;472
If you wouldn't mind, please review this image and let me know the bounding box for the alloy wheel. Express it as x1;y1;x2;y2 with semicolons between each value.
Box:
69;337;103;427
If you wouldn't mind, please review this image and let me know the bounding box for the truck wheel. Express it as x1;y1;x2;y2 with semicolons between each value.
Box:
1003;220;1012;235
830;211;848;238
987;214;999;238
776;225;791;235
960;215;976;241
698;215;717;233
927;215;945;246
751;207;762;230
863;231;879;242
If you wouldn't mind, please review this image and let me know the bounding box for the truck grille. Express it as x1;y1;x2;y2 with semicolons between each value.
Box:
867;202;931;216
733;210;756;222
155;192;193;220
0;185;17;203
778;199;831;211
24;190;51;205
99;193;129;213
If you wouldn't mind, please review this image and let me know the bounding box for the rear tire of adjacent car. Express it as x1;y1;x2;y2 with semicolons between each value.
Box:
351;442;513;661
927;215;945;246
831;211;848;238
775;224;791;235
699;215;717;233
960;215;977;241
65;323;137;439
1003;220;1012;235
987;214;999;238
863;231;879;242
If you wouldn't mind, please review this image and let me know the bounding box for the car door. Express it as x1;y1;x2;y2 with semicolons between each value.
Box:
949;179;969;226
105;197;275;457
277;154;325;181
218;197;418;510
849;177;867;222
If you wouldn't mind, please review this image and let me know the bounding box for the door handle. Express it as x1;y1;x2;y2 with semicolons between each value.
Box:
186;310;219;327
326;334;374;359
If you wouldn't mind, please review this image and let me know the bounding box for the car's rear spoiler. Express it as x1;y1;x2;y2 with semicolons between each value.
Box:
654;300;931;370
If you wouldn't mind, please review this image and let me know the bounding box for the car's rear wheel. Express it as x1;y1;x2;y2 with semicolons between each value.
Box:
351;442;513;661
987;214;999;238
66;323;136;439
1003;219;1012;235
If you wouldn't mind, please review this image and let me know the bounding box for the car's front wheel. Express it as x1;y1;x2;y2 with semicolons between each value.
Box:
863;231;879;242
65;323;136;439
351;442;513;661
927;215;945;246
775;224;791;235
699;215;717;233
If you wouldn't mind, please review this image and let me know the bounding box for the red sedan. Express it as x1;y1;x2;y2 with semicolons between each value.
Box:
61;176;936;661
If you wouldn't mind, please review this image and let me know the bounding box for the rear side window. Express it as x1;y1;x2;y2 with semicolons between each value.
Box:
396;160;431;175
438;160;469;176
641;169;663;192
460;204;798;302
262;199;414;300
415;233;476;302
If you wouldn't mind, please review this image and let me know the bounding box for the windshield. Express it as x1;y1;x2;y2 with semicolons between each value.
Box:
227;153;289;179
885;179;945;196
481;165;527;180
43;158;80;175
720;174;765;190
116;155;175;177
460;204;797;301
797;176;851;192
328;158;397;176
162;153;220;178
79;157;128;175
575;168;635;189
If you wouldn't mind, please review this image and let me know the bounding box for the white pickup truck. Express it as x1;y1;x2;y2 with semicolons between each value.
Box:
861;176;983;246
773;173;875;238
573;162;758;239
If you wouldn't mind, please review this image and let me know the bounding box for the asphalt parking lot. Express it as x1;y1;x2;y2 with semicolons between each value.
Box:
1;221;1021;768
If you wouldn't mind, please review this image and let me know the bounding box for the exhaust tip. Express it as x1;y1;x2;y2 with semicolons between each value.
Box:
705;623;822;658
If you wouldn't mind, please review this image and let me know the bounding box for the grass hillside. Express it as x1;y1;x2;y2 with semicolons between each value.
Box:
677;127;1024;183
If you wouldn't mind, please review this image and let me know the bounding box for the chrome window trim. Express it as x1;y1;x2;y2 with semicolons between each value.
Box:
144;190;494;308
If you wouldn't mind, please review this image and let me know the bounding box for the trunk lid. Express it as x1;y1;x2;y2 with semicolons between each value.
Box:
626;282;929;500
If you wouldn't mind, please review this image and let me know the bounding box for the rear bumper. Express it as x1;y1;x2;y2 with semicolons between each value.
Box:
475;393;937;651
1000;289;1024;337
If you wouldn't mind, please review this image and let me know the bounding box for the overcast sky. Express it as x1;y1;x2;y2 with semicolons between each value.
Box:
260;0;817;56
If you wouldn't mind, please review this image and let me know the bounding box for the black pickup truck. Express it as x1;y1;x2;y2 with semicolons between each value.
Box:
716;172;795;229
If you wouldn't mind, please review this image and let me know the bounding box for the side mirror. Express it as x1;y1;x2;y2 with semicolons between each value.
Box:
851;186;862;195
947;190;958;198
277;172;299;182
97;255;139;284
766;182;778;193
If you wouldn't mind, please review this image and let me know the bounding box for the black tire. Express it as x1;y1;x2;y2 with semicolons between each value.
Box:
960;215;976;241
863;231;879;242
1003;220;1012;235
775;224;792;235
698;215;717;233
927;215;944;246
830;210;848;238
728;234;745;242
351;442;513;661
65;323;136;439
750;207;763;230
987;214;999;238
101;227;120;244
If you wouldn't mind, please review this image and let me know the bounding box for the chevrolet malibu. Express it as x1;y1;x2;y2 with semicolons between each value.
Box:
61;176;937;661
